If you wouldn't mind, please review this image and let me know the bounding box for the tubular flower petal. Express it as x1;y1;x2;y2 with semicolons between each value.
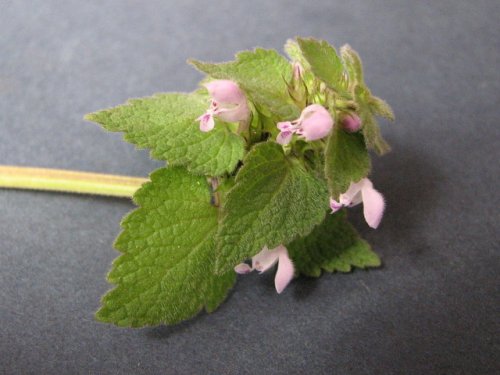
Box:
199;112;215;132
234;245;294;294
197;80;250;132
330;178;385;229
276;104;333;145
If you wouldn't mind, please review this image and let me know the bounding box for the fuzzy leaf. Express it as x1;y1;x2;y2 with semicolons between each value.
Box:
96;167;235;327
296;37;349;96
369;95;395;121
284;39;311;70
360;111;391;154
355;85;392;154
288;211;381;277
189;49;299;120
215;142;328;273
340;44;364;86
85;93;245;176
340;45;394;154
325;127;371;198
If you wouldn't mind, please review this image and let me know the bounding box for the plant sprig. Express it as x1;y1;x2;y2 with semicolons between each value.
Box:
84;37;394;328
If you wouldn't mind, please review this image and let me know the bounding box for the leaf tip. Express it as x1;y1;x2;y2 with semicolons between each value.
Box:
186;58;199;67
84;110;108;125
83;112;97;122
375;141;392;155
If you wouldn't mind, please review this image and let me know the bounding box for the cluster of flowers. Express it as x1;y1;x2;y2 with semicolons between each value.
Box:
197;78;384;294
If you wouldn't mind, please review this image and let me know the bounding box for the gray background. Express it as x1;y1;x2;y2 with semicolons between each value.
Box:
1;0;499;374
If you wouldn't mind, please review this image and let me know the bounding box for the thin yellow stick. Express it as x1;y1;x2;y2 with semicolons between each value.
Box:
0;166;148;198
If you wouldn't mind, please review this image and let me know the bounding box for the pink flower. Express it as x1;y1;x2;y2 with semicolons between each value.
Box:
234;245;294;294
276;104;333;145
197;80;250;132
330;178;385;229
341;113;362;132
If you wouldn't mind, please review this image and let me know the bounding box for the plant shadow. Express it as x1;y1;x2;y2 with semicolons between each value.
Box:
144;319;197;339
354;140;444;258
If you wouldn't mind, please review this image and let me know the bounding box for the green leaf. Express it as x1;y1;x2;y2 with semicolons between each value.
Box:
369;95;395;121
96;167;235;327
324;126;371;198
284;39;311;70
296;37;348;96
288;210;381;277
215;142;328;273
355;85;391;154
360;110;391;154
189;49;299;120
339;44;394;155
85;93;245;176
340;44;364;86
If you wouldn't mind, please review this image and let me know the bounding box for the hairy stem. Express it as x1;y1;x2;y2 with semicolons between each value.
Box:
0;166;148;198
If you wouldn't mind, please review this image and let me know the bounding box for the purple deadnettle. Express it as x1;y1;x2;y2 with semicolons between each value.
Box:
197;80;250;132
341;113;362;133
330;178;385;229
276;104;333;145
234;245;294;294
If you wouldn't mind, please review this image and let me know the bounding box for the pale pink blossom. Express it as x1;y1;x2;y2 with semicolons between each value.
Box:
276;104;333;145
197;80;250;132
234;245;294;294
330;178;385;229
341;113;362;132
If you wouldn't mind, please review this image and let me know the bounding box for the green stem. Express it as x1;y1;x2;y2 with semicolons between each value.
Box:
0;166;148;198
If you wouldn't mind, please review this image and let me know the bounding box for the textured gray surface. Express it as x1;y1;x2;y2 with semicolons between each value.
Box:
1;0;499;374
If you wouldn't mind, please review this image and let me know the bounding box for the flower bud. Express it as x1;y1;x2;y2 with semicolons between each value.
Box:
292;62;304;81
287;62;307;108
341;113;362;133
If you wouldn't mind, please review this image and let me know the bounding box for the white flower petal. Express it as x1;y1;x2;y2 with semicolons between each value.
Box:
274;246;294;294
252;246;279;272
339;180;364;206
198;113;215;132
361;180;385;229
234;263;252;274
